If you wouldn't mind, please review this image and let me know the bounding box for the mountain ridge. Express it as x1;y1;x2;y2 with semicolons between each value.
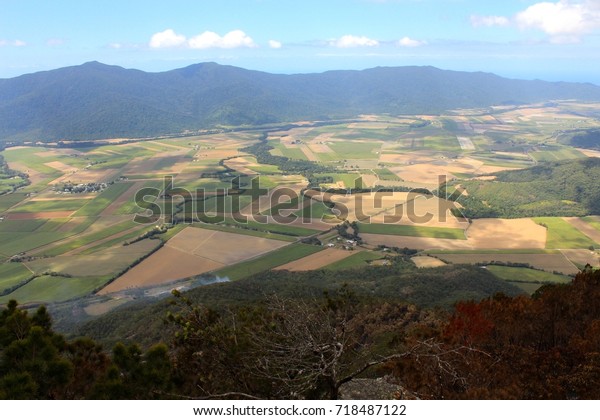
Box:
2;61;600;142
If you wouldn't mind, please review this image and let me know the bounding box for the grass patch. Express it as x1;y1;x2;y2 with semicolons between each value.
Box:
0;218;48;232
530;146;585;162
215;243;322;281
0;193;28;212
0;275;110;304
533;217;598;249
73;182;133;216
358;223;465;239
8;198;89;213
327;141;381;159
192;222;296;242
0;263;33;294
485;265;571;283
40;220;138;257
582;216;600;232
324;251;383;270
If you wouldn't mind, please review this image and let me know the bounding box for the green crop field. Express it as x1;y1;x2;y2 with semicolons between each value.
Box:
582;216;600;232
41;219;138;257
0;274;110;304
0;218;48;232
0;263;33;294
0;193;28;212
533;217;598;249
192;222;297;242
216;218;321;237
324;251;383;270
8;198;90;213
486;265;571;283
327;141;381;159
530;146;586;162
73;182;133;216
216;243;322;281
358;222;466;239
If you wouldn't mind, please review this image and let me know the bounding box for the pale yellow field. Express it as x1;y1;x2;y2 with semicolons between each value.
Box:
274;248;357;271
411;256;447;268
466;218;547;249
361;218;546;250
308;191;467;229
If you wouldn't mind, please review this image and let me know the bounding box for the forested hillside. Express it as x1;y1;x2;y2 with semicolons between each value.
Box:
452;158;600;218
2;61;600;141
3;267;600;399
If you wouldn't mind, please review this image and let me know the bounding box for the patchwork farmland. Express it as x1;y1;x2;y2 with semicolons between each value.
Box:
2;101;600;309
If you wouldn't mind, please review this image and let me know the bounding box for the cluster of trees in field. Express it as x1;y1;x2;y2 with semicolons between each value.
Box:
240;133;330;177
3;267;600;399
446;158;600;218
560;128;600;150
0;155;29;194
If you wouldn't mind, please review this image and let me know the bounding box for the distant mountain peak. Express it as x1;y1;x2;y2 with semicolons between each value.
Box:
1;62;599;142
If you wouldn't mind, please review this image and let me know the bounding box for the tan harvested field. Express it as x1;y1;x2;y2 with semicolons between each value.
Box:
194;148;239;160
388;157;489;184
576;148;600;158
99;226;290;293
360;174;378;188
563;217;600;243
59;168;120;184
313;191;467;229
7;161;46;185
280;136;299;148
560;249;600;268
411;256;447;268
299;145;319;161
224;157;259;175
164;226;289;264
431;253;578;275
5;211;75;220
98;245;224;294
84;297;134;316
274;248;357;271
361;233;473;250
467;218;547;249
361;218;546;250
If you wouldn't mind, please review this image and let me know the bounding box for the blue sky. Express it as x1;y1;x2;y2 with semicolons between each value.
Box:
1;0;600;83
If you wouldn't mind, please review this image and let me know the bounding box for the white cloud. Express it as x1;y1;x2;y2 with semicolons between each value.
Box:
470;15;510;27
149;29;256;49
0;39;26;47
269;40;282;49
515;0;600;37
397;36;427;47
331;35;379;48
149;29;186;48
188;30;256;49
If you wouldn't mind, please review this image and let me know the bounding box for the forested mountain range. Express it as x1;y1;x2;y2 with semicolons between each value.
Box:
2;61;600;141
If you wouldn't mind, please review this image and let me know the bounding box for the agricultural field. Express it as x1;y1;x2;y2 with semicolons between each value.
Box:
2;101;600;308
